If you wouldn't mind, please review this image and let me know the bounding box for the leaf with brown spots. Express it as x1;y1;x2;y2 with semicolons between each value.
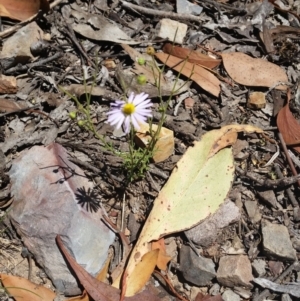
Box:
118;124;263;296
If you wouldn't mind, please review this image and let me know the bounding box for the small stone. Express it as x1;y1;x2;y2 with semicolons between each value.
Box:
247;92;266;109
0;22;42;69
156;19;187;44
8;144;115;295
268;260;284;276
292;237;300;252
252;259;266;277
217;255;253;288
261;219;297;261
244;200;262;224
209;283;220;295
135;123;174;163
257;189;278;208
0;75;17;94
185;200;240;247
282;293;293;301
176;0;203;15
179;244;216;286
233;287;252;299
222;289;241;301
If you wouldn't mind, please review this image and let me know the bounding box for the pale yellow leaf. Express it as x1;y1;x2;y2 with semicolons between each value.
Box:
122;124;263;296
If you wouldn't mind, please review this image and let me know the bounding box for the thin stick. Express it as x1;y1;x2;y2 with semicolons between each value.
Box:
120;0;203;23
278;132;300;187
254;261;300;301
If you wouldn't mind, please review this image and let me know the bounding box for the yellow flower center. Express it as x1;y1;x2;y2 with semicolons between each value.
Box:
122;103;135;115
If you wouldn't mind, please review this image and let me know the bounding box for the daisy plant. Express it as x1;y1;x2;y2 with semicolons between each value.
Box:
63;38;191;183
106;92;155;182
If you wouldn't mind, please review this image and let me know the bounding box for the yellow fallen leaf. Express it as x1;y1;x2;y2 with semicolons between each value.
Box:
120;124;263;296
0;274;55;301
125;249;159;296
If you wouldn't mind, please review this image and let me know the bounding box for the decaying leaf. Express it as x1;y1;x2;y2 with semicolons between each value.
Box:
71;10;138;45
0;274;56;301
122;124;263;296
163;43;221;69
155;53;220;97
0;99;27;113
0;0;49;21
277;98;300;153
60;84;119;100
221;52;288;90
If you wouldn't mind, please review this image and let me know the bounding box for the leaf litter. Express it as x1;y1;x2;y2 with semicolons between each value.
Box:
0;0;300;301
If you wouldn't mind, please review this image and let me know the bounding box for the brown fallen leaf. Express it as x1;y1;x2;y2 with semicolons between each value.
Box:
277;98;300;146
0;0;49;21
56;236;161;301
221;52;288;90
66;257;111;301
155;53;220;97
0;274;56;301
163;43;221;69
151;239;171;271
0;98;27;113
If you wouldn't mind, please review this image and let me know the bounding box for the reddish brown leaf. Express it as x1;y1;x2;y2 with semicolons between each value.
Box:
0;0;49;21
155;53;220;97
56;236;160;301
163;43;221;69
277;99;300;146
0;98;27;113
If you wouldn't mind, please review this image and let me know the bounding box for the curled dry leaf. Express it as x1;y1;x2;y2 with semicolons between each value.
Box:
163;43;221;69
277;99;300;152
155;52;220;97
0;0;49;21
221;52;288;90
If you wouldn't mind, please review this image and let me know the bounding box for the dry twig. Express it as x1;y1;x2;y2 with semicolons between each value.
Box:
120;0;203;23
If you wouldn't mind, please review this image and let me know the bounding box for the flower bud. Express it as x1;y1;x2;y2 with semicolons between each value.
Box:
69;111;77;119
77;120;86;127
137;57;146;65
146;46;155;56
137;74;147;85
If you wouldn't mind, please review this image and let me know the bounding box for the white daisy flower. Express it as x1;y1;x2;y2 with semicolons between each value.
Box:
107;92;153;133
